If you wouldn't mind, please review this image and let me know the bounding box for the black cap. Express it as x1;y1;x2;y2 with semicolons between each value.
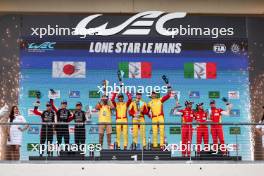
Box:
101;95;108;99
46;102;51;106
76;102;82;106
136;91;142;95
185;100;193;106
196;102;204;107
151;91;158;94
61;100;67;105
210;100;216;104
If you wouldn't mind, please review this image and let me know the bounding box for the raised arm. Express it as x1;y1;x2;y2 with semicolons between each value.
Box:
161;92;171;103
50;99;58;113
33;107;42;116
111;92;117;107
221;104;233;116
126;92;132;107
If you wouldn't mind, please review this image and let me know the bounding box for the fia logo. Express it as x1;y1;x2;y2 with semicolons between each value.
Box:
213;44;226;54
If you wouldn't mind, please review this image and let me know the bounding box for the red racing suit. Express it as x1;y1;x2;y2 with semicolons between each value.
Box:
177;108;194;157
210;107;226;152
194;109;208;154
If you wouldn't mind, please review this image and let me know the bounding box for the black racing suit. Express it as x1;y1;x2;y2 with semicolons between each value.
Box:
56;108;71;149
72;110;86;148
41;110;55;155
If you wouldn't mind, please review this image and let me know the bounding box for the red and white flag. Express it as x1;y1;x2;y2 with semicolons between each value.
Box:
52;61;86;78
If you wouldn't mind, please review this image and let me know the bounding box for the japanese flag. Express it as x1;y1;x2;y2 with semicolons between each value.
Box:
52;61;86;78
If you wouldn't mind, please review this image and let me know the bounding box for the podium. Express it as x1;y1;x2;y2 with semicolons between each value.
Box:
99;149;171;160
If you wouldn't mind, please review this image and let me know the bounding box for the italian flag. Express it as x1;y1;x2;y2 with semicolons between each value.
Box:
118;62;152;78
184;62;217;79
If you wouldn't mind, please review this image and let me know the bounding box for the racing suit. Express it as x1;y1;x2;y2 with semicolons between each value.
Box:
129;100;148;148
50;100;72;149
175;107;194;156
69;110;86;147
111;92;132;149
147;93;170;148
194;109;208;154
210;105;232;153
33;108;55;155
97;103;112;148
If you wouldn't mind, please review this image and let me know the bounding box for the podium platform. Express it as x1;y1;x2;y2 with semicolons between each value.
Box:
29;150;241;161
100;149;171;160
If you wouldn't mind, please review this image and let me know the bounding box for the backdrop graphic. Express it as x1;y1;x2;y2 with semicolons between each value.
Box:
16;13;251;160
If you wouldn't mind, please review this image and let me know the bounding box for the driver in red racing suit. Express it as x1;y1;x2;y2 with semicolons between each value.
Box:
194;103;208;155
209;99;232;154
174;101;194;157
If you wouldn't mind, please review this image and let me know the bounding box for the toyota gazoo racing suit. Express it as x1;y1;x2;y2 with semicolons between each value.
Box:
147;92;170;149
129;99;148;149
111;92;132;149
33;106;56;156
50;99;73;151
194;108;209;155
210;103;232;154
68;110;87;148
174;104;195;157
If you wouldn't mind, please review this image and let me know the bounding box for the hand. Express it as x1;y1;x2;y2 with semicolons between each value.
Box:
34;101;40;107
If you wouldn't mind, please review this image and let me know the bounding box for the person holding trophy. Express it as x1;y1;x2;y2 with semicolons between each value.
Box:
209;98;232;154
111;92;132;150
33;101;56;156
96;95;114;149
129;92;148;150
147;75;171;149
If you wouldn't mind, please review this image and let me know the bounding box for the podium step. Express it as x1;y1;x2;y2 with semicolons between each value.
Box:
100;149;171;160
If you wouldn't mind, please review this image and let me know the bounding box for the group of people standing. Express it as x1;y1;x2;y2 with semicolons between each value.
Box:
4;86;264;160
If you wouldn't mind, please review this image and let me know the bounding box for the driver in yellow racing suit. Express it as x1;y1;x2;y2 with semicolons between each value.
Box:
148;90;171;149
129;92;148;150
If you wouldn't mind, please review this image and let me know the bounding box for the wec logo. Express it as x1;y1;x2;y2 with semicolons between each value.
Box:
30;11;234;39
74;11;186;38
28;42;56;49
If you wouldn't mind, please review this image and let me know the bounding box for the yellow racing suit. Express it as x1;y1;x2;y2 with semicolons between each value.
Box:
129;100;148;147
148;93;170;148
111;92;132;148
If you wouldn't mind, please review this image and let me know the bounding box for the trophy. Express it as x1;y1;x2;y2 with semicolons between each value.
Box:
134;101;141;120
85;105;92;122
162;75;171;90
222;97;230;105
162;75;169;84
35;91;41;99
117;70;124;88
102;80;109;96
50;89;56;95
